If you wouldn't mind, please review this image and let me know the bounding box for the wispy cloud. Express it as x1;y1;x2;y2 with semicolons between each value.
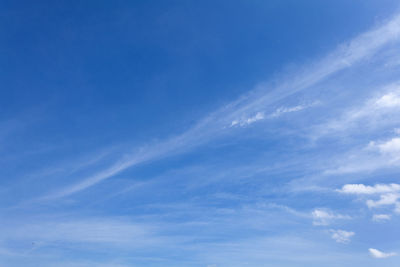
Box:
230;112;265;127
330;229;354;244
269;102;318;118
324;135;400;175
372;214;391;222
43;13;400;199
314;84;400;138
368;137;400;161
366;193;400;209
369;248;397;258
229;101;317;127
312;209;351;226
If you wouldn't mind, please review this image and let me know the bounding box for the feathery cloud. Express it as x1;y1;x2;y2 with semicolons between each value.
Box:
325;134;400;175
312;209;350;226
269;104;309;118
45;13;400;199
372;214;391;222
230;112;265;127
330;229;354;243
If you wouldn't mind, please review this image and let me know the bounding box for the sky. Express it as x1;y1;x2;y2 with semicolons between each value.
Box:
2;1;400;266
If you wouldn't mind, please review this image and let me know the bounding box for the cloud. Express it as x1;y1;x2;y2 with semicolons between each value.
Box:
230;101;318;126
369;248;396;258
325;135;400;175
230;112;265;127
330;229;354;243
44;13;400;199
375;91;400;108
314;84;400;139
366;193;400;208
269;104;309;118
337;183;400;195
337;183;400;214
368;137;400;158
312;209;350;226
372;214;391;222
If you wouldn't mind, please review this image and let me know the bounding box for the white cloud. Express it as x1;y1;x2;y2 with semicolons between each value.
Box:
312;209;350;226
337;183;400;214
231;112;265;127
231;102;317;126
369;137;400;156
369;248;397;258
375;92;400;108
315;84;400;139
330;229;354;243
366;193;400;208
372;214;391;222
270;104;308;118
337;183;400;195
325;135;400;175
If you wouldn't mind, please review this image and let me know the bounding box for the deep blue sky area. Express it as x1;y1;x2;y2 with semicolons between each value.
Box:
1;1;396;141
2;1;400;266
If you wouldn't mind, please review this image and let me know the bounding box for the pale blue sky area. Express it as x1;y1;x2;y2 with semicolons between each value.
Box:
2;1;400;266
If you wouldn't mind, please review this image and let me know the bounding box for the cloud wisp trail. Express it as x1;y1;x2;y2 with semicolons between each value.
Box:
46;14;400;199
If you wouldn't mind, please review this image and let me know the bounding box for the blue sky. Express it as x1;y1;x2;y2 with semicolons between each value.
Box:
2;1;400;266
